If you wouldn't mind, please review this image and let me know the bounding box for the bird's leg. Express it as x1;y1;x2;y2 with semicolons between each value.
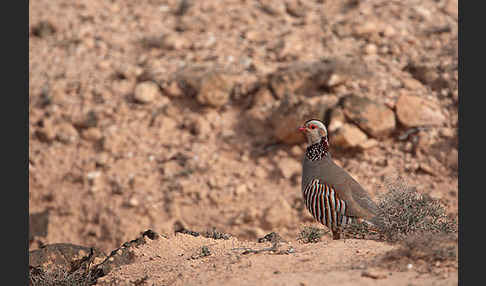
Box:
332;230;341;240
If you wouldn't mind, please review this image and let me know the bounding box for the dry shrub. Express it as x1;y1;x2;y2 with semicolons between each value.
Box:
258;232;282;243
376;176;457;242
190;246;211;260
344;176;458;273
29;266;98;286
297;226;328;243
343;218;379;240
203;228;231;240
344;176;457;242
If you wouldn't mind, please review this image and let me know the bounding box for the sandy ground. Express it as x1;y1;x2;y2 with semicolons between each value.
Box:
29;0;458;284
95;233;457;286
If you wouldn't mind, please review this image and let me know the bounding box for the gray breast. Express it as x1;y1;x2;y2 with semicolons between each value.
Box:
301;155;332;191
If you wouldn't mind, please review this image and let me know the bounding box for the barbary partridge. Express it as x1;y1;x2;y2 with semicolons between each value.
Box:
299;119;383;240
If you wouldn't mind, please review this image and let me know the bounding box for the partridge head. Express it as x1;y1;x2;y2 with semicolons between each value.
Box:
299;119;328;146
299;119;383;239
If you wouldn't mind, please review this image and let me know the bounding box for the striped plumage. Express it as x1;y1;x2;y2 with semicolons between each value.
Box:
299;119;383;240
303;178;353;232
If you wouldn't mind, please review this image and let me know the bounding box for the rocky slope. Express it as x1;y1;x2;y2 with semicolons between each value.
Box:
29;0;458;284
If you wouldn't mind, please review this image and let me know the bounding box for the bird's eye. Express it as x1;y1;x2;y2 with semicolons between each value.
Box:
310;125;316;129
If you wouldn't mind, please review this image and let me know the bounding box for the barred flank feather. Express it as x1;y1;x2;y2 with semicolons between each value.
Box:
303;179;353;231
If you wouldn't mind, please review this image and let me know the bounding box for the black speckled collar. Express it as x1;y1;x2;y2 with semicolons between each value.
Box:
305;137;329;161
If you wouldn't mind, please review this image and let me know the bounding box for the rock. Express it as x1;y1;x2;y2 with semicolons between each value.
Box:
97;60;111;70
35;119;56;143
74;110;98;129
56;122;78;144
31;21;56;38
263;198;293;229
363;43;378;55
267;58;366;99
178;68;232;108
116;63;143;79
405;62;439;86
95;152;110;166
279;157;301;179
163;80;184;97
232;208;254;225
277;33;305;61
401;77;424;90
189;116;212;139
86;171;103;193
245;30;267;43
235;184;249;196
142;34;191;50
245;108;272;138
285;0;307;18
444;0;458;19
267;66;306;99
358;138;379;150
414;129;436;152
354;21;379;36
29;209;50;241
251;88;275;108
326;73;344;87
231;74;261;101
253;166;267;179
162;34;191;50
251;57;274;74
134;81;161;104
270;95;335;144
163;161;184;177
361;268;388;279
221;129;236;139
379;46;389;54
48;81;68;104
451;89;458;102
258;0;286;16
102;127;128;154
331;124;368;148
395;94;445;127
418;161;439;176
445;148;458;171
290;145;303;157
328;108;346;133
82;127;103;142
127;197;140;207
341;94;396;138
383;25;396;37
112;80;136;97
439;127;456;139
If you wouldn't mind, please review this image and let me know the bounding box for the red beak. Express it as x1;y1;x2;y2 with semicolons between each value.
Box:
298;127;306;132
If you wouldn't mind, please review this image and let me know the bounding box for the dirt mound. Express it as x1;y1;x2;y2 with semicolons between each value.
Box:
29;230;457;286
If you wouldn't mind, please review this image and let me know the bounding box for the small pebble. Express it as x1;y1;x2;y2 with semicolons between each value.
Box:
134;81;161;104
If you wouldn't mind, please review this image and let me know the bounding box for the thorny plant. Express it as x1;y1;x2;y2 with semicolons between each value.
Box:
344;176;457;242
297;226;328;243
